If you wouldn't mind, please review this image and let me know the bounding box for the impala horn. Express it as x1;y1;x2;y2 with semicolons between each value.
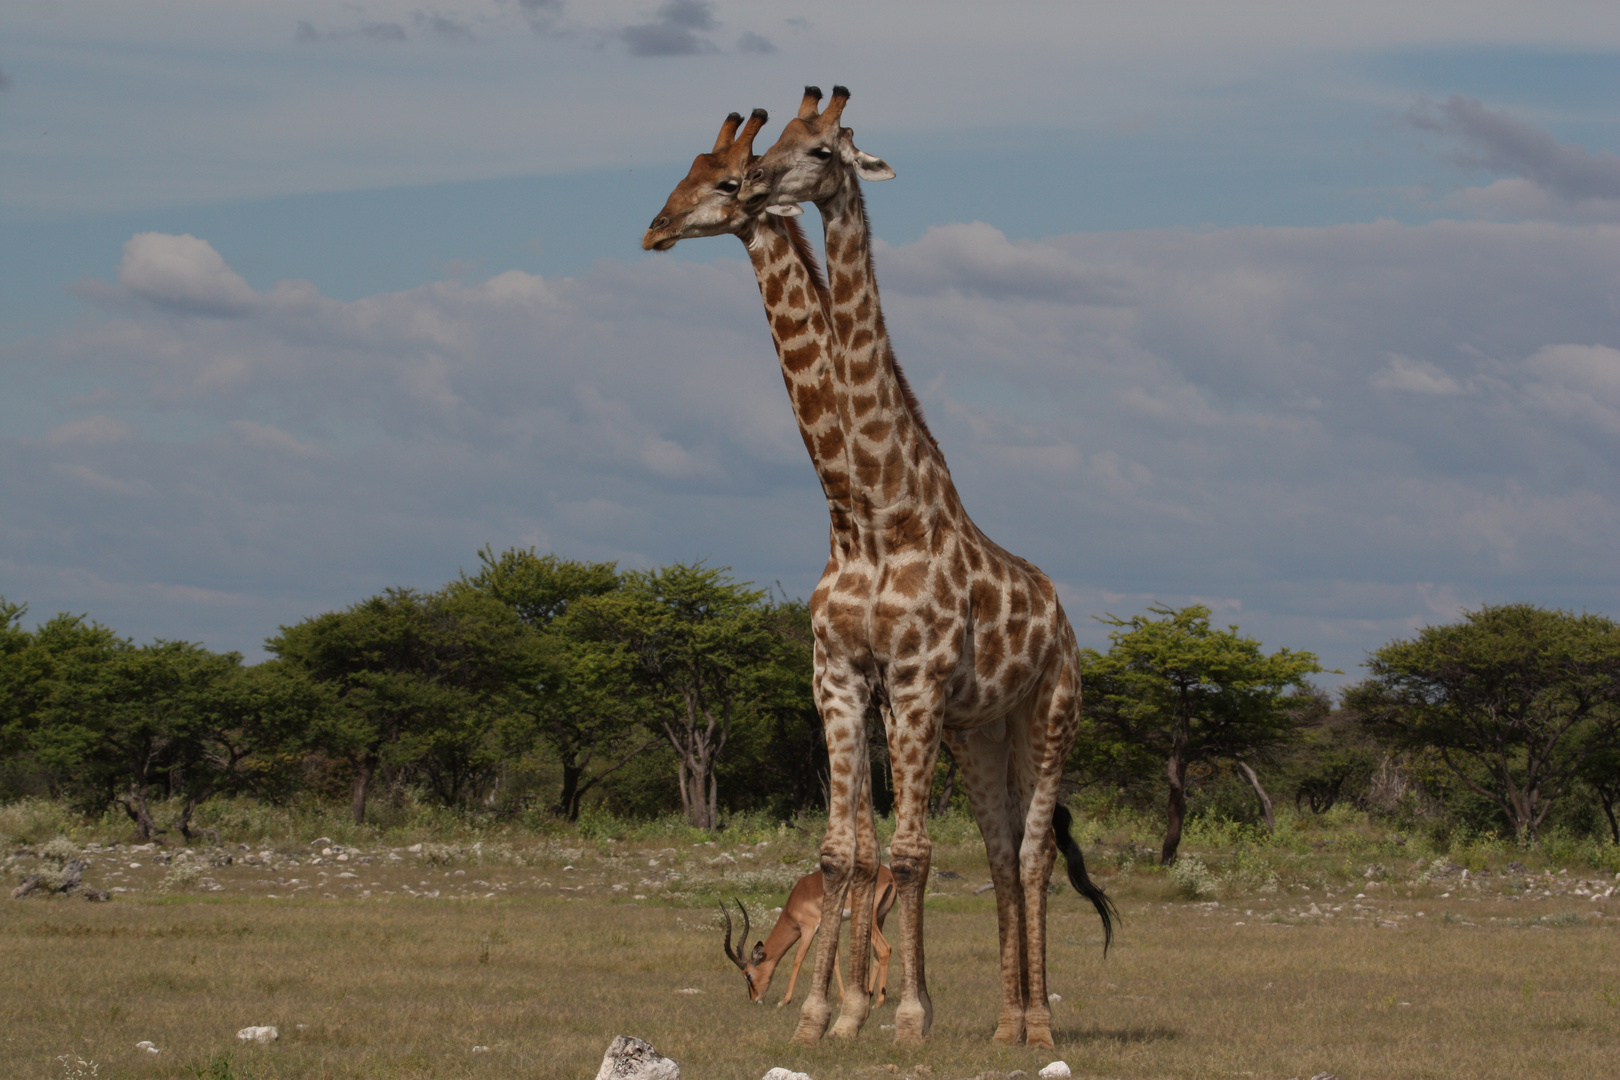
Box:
720;898;751;970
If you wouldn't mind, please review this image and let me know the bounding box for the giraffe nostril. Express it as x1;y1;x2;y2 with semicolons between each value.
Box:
746;168;764;183
651;217;669;230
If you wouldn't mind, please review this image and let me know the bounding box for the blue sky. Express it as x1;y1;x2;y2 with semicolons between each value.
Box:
2;1;1618;682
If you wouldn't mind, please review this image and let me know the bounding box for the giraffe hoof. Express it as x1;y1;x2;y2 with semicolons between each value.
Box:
991;1017;1024;1045
829;1016;864;1039
1025;1025;1055;1051
893;1005;929;1045
792;1005;831;1047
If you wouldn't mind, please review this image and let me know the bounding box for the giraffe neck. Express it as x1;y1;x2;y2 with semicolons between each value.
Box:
739;214;853;538
818;178;958;532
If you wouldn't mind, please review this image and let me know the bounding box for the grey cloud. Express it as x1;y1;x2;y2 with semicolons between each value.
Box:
295;20;409;44
7;221;1618;678
516;0;564;34
737;31;777;54
621;0;718;57
1410;95;1620;215
416;13;475;41
356;22;409;42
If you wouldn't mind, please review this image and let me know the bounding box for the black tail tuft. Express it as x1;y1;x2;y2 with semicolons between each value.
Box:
1053;804;1119;954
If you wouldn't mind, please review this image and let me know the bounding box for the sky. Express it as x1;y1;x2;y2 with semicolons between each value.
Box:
2;1;1618;685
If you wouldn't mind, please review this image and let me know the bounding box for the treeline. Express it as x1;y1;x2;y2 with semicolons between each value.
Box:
3;553;1618;854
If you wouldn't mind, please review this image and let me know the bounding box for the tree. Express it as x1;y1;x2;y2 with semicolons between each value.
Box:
1351;604;1620;841
12;614;306;840
269;587;536;823
1079;604;1323;863
457;547;650;819
567;563;790;829
1280;695;1385;815
1579;743;1620;844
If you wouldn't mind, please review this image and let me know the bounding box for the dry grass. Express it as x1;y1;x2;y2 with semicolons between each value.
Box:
3;827;1618;1080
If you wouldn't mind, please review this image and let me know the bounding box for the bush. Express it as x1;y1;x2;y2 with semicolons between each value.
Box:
1170;854;1218;899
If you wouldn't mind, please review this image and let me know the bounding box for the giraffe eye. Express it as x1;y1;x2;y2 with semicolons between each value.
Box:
718;179;741;193
810;147;834;160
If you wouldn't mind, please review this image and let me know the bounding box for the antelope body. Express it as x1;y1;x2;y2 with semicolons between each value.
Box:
723;866;897;1007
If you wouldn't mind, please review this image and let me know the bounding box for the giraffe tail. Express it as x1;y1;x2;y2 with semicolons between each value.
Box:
1053;804;1119;954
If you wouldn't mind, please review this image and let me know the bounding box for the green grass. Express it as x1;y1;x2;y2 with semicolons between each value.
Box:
4;800;1618;1079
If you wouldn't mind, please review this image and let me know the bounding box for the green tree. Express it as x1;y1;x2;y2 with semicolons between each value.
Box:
14;616;292;840
457;547;650;819
566;563;794;829
1579;743;1620;844
165;659;330;837
1080;604;1323;863
1351;604;1620;841
269;586;536;823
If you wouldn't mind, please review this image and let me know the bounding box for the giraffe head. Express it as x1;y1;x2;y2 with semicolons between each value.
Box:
741;85;894;217
642;109;771;251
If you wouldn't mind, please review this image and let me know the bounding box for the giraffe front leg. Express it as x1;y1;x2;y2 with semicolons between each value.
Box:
830;734;880;1038
884;702;944;1045
793;657;869;1047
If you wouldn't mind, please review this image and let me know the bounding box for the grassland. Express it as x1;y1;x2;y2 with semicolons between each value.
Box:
3;801;1618;1080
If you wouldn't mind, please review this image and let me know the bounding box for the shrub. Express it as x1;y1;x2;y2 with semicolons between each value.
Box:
160;862;206;892
1171;854;1218;899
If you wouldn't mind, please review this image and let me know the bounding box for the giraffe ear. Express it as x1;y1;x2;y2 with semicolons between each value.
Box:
765;203;805;217
850;149;895;182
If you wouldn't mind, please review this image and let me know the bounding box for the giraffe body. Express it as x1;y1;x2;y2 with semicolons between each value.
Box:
744;87;1116;1050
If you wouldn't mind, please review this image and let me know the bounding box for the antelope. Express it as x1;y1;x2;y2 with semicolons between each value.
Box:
722;866;897;1007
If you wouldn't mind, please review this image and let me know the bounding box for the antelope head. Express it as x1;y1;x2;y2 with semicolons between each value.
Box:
720;898;768;1003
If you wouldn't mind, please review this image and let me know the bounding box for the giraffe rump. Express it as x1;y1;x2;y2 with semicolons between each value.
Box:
1053;804;1118;953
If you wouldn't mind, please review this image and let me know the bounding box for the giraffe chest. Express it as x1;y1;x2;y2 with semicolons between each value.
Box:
812;540;1060;720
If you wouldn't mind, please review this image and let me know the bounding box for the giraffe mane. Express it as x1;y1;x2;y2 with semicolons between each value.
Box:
854;194;939;451
781;214;830;309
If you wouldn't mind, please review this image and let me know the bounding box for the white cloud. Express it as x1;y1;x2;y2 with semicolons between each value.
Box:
1371;354;1468;395
45;415;138;446
117;233;262;317
1521;343;1620;435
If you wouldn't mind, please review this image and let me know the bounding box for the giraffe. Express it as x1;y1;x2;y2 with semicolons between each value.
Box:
642;109;889;1008
742;86;1118;1051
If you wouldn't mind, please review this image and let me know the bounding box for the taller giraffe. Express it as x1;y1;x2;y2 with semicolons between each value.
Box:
642;109;888;972
744;87;1117;1051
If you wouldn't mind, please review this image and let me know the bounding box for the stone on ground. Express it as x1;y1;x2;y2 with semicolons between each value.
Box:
1038;1064;1072;1080
594;1035;680;1080
237;1026;279;1043
762;1068;814;1080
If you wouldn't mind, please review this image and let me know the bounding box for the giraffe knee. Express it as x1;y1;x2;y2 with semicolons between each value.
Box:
821;854;851;886
889;854;927;887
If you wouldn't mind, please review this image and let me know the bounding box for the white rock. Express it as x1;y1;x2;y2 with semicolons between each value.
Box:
674;987;703;994
136;1041;160;1054
1048;993;1062;1003
593;1035;680;1080
472;1045;490;1053
1038;1061;1071;1080
407;843;423;853
763;1069;814;1080
237;1026;279;1043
